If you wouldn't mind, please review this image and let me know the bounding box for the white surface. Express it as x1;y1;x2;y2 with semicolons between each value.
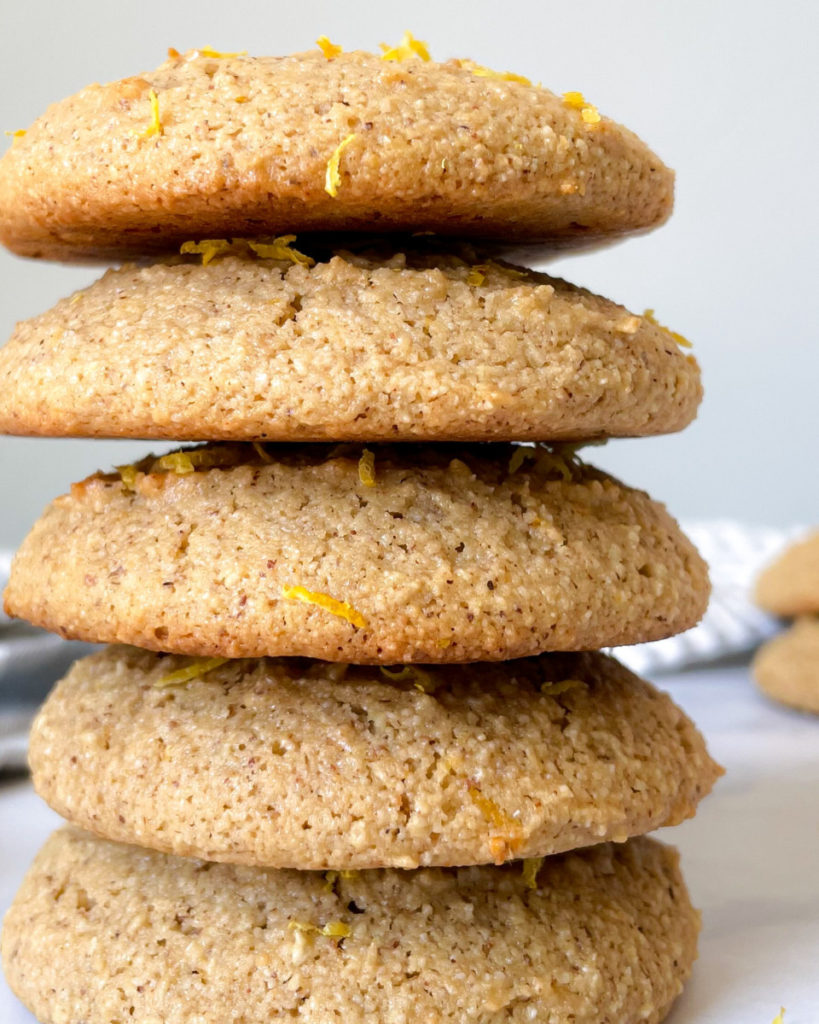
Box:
0;662;817;1022
1;0;818;546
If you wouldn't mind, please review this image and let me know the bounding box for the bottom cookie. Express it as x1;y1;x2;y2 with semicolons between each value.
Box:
753;616;819;713
2;829;698;1024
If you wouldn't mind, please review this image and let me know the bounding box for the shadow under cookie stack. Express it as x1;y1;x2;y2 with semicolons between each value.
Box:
0;38;722;1024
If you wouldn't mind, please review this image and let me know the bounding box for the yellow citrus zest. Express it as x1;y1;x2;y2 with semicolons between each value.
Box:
197;47;247;58
468;785;514;829
135;88;163;139
155;452;197;475
466;266;486;286
772;1010;786;1024
325;133;359;197
282;586;367;629
437;637;453;649
468;785;523;863
252;442;273;462
116;464;139;490
288;919;350;939
522;857;543;889
562;91;601;125
180;239;232;266
249;236;315;267
234;95;249;103
508;447;535;474
155;657;230;688
380;665;437;693
358;449;376;487
464;61;531;86
540;678;584;697
643;308;693;348
4;129;26;140
316;35;343;58
380;31;431;62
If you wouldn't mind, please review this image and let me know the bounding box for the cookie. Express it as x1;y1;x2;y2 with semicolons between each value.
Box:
753;616;819;714
0;46;673;261
2;827;698;1024
5;444;710;662
0;246;700;443
30;645;721;869
754;530;819;617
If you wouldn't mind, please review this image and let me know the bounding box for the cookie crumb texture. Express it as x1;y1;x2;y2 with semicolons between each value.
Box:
2;828;699;1024
29;647;722;869
753;616;819;714
4;445;710;661
0;251;701;442
0;50;674;260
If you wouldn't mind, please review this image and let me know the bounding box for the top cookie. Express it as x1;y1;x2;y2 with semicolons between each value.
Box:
755;530;819;617
0;44;674;261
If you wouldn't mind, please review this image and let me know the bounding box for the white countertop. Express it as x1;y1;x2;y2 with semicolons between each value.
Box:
1;662;817;1023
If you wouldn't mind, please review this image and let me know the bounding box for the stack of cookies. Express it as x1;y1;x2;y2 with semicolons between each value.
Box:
754;530;819;713
0;40;721;1024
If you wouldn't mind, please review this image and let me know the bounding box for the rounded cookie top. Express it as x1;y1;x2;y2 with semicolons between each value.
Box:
0;45;673;261
753;616;819;714
5;443;710;662
2;827;699;1024
0;245;701;442
30;645;721;870
755;530;819;617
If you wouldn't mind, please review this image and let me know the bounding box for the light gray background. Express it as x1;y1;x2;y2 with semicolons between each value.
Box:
0;0;816;547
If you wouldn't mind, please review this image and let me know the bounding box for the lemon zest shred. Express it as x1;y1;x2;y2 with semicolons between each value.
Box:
380;31;431;62
508;447;535;474
380;665;436;693
358;449;376;487
437;637;453;649
198;47;247;58
282;585;367;629
522;857;543;889
466;61;531;86
540;678;584;697
772;1010;785;1024
155;657;230;689
167;47;181;59
466;266;486;286
155;451;197;475
234;95;249;103
562;91;600;125
116;464;139;490
643;308;692;348
180;239;232;266
288;919;350;939
252;442;273;462
316;35;343;59
136;88;163;139
325;133;359;198
249;236;315;267
149;446;246;474
4;129;26;140
468;785;516;830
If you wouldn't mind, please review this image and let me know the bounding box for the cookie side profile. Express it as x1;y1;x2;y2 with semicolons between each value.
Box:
0;249;701;442
0;48;673;260
29;646;722;869
4;444;710;662
753;617;819;714
755;530;819;617
2;828;699;1024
